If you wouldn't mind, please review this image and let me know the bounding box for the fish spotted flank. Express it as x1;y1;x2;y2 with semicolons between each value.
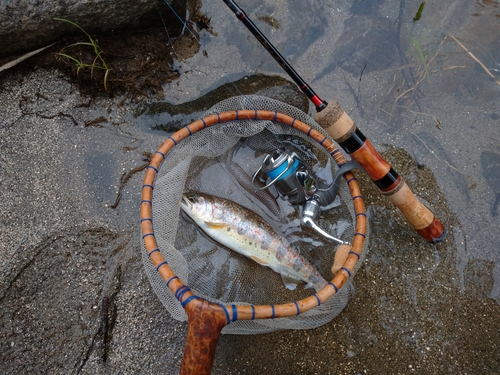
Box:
180;193;328;292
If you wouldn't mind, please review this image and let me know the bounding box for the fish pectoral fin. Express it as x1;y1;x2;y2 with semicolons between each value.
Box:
250;256;269;266
281;275;302;291
204;221;229;229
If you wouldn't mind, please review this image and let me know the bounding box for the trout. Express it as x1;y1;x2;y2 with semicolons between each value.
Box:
180;193;328;292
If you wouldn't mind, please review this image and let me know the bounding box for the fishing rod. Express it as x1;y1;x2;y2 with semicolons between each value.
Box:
222;0;446;244
223;0;327;112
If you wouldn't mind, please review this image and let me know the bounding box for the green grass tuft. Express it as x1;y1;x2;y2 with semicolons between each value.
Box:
54;18;111;92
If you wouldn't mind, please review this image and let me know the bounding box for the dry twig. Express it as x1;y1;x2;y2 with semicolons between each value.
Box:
0;43;57;72
449;34;500;86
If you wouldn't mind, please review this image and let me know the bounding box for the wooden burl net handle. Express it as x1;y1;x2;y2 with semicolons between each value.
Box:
140;110;367;374
314;100;447;243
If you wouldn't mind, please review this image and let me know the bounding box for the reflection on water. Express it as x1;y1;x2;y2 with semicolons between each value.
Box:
410;131;472;202
157;0;499;372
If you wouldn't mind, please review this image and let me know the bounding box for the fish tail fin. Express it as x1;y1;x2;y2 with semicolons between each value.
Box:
312;277;328;292
304;278;328;292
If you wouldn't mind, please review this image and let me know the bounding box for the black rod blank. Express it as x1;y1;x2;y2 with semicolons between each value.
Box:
222;0;327;112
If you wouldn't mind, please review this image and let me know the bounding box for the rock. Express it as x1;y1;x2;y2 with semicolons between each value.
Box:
135;74;310;132
0;0;186;56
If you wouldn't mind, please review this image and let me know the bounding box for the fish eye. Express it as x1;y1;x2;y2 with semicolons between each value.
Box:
188;194;198;203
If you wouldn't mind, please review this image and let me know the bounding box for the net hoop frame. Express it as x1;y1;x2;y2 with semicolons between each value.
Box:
140;109;367;323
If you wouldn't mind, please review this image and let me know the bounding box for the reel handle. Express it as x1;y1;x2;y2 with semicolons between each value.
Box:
314;100;446;244
301;200;350;245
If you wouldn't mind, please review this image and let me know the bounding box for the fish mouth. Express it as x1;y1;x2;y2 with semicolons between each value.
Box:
180;193;201;213
180;194;192;212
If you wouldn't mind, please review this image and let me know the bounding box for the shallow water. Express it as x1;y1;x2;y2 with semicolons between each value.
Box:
172;0;500;299
153;0;499;373
154;0;500;288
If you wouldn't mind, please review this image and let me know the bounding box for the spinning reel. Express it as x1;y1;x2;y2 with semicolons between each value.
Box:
253;148;360;245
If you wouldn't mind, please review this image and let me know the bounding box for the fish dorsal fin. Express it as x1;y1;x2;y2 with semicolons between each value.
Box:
281;274;302;291
204;221;229;229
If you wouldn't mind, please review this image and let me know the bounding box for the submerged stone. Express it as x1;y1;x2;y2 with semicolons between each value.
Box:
135;74;310;133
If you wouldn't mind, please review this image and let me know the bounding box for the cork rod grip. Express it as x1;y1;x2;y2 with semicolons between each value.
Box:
314;101;446;243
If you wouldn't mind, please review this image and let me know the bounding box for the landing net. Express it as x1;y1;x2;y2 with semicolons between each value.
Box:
141;95;369;334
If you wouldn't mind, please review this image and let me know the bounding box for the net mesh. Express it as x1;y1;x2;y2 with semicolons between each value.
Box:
141;95;369;334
